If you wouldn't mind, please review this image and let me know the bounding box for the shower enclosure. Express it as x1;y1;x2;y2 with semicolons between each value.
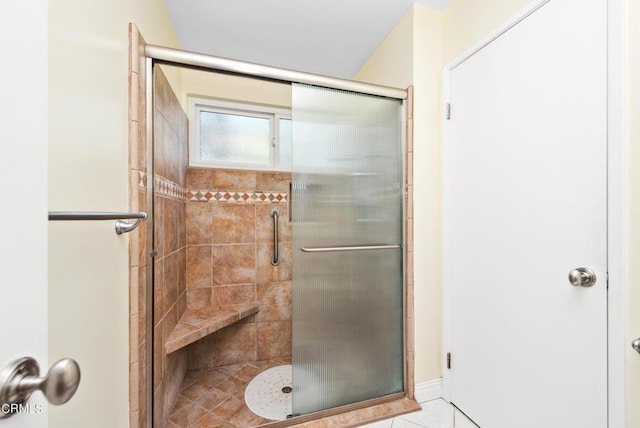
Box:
140;44;409;427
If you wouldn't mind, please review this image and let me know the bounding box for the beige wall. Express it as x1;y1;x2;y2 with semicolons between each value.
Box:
627;0;640;424
354;5;444;384
442;0;531;63
48;0;180;426
180;68;291;109
412;5;444;384
353;9;414;89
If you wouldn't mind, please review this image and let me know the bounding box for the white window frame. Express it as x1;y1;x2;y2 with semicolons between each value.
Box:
188;96;292;171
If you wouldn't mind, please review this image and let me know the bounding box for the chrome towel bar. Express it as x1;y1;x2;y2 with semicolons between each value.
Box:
48;211;148;235
271;209;280;266
300;244;401;253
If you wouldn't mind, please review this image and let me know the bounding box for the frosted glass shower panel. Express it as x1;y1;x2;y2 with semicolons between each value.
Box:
292;84;404;415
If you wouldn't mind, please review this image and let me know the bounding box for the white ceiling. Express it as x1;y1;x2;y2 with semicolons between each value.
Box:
163;0;451;79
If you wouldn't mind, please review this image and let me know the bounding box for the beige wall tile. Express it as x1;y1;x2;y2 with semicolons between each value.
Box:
154;259;164;326
137;190;148;266
213;283;256;307
163;252;180;316
186;245;213;289
212;324;257;366
186;203;213;245
187;167;214;189
212;204;256;244
212;170;257;191
186;336;215;370
177;201;186;249
154;322;164;388
153;112;166;178
130;266;139;315
257;320;292;360
154;195;165;258
256;281;292;322
256;242;292;283
186;288;213;310
138;110;147;172
212;244;256;286
164;198;180;255
255;171;291;192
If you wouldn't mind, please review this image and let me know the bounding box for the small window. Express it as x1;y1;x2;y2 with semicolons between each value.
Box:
189;97;291;171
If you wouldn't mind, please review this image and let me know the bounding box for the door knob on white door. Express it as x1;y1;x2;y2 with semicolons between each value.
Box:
568;267;597;287
0;357;80;419
632;338;640;354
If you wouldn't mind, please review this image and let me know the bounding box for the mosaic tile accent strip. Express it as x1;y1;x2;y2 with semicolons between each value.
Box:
187;190;288;203
148;174;288;203
138;171;147;189
155;176;189;201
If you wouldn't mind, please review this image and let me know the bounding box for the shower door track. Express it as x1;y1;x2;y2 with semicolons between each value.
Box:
145;44;407;100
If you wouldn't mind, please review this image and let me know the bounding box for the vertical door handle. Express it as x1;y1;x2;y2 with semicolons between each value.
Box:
271;209;280;266
0;357;81;419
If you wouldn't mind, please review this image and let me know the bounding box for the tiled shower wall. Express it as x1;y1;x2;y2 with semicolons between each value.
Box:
184;168;293;371
128;25;148;428
153;67;189;426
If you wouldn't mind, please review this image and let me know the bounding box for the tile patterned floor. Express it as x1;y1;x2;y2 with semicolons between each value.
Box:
167;358;292;428
167;359;465;428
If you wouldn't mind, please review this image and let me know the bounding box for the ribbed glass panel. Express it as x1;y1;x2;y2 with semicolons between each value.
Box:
291;84;404;416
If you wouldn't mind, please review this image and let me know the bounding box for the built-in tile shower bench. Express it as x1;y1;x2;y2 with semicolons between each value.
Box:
164;303;260;354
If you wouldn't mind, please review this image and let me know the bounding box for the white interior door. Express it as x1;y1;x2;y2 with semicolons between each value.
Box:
0;0;48;426
445;0;608;427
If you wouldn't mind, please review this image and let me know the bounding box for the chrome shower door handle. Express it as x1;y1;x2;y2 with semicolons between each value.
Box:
271;209;280;266
0;357;81;419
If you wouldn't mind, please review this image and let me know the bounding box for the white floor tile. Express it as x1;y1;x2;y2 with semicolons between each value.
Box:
454;409;480;428
390;417;424;428
360;419;394;428
397;399;454;428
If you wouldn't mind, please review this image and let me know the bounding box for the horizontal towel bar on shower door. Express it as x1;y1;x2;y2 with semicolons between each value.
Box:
48;211;148;235
300;244;401;253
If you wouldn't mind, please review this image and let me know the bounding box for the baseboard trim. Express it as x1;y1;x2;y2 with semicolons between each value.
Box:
414;378;443;403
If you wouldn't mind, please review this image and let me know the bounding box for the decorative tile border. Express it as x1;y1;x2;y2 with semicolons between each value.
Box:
143;173;288;203
155;176;189;201
187;190;287;203
138;170;147;189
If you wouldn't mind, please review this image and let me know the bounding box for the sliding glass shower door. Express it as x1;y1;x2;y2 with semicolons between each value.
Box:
291;84;404;415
